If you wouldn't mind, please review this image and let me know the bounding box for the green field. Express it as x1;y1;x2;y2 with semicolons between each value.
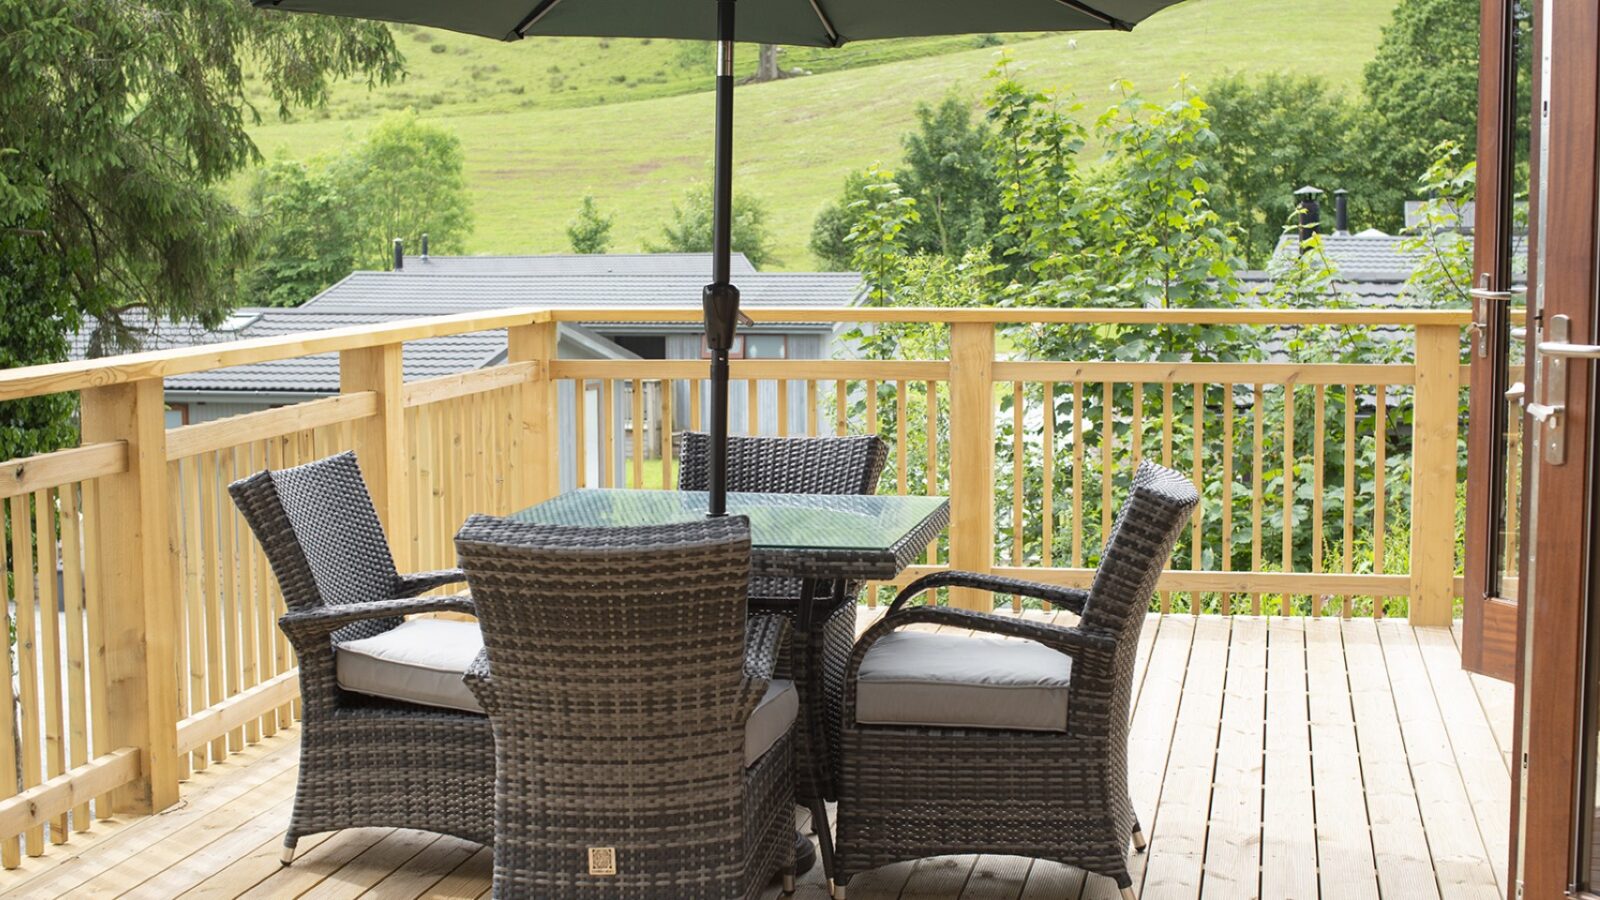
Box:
245;0;1397;268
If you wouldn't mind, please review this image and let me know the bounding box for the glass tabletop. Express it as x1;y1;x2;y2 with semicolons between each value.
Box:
512;489;949;556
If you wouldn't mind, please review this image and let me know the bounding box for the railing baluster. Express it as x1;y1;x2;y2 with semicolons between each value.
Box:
603;379;617;488
574;379;588;488
632;378;646;487
1251;385;1265;616
1071;382;1085;570
1161;383;1174;614
1042;382;1055;577
1192;383;1204;615
835;380;847;436
0;508;16;866
806;380;819;436
1313;385;1326;616
60;482;91;828
1221;383;1235;616
1012;380;1025;610
661;378;675;489
776;378;789;438
11;493;42;853
35;488;67;842
1282;383;1295;616
925;380;940;566
1374;384;1388;618
1100;382;1114;552
1343;384;1356;618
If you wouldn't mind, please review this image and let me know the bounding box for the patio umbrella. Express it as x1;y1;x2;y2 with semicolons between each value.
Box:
256;0;1189;516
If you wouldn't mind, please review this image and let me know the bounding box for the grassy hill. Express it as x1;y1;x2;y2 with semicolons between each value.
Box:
246;0;1397;269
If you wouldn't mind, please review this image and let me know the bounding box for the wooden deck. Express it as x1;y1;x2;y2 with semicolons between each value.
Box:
0;613;1512;900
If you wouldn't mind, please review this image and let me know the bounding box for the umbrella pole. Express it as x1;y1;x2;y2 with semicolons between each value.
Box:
702;0;740;517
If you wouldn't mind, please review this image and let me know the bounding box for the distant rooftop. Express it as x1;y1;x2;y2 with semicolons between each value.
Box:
302;271;864;321
395;252;758;277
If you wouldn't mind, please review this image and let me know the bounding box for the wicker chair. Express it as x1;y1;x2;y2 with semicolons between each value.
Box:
454;514;797;899
833;462;1200;900
228;451;493;863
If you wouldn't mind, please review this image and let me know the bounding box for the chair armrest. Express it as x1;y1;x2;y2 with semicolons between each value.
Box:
462;647;493;711
888;571;1088;616
740;614;789;719
744;614;788;683
279;593;476;641
395;569;467;597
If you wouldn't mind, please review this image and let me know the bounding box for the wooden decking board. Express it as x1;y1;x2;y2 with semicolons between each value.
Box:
0;616;1512;900
1375;620;1502;900
1410;626;1511;894
1140;615;1230;898
1303;619;1378;900
1343;619;1443;900
1200;616;1266;900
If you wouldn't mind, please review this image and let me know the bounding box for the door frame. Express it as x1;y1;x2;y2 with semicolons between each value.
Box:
1462;0;1533;682
1509;0;1599;894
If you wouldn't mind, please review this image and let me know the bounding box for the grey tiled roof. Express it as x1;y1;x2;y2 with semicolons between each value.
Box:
301;271;864;316
1272;230;1530;278
397;252;758;276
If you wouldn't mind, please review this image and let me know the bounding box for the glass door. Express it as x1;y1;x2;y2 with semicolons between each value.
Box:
1462;0;1535;682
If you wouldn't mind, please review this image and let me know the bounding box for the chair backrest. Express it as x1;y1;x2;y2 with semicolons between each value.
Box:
228;452;401;626
1078;461;1199;638
678;432;887;496
454;514;753;762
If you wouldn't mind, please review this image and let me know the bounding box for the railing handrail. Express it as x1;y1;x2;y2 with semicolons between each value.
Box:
0;305;1469;403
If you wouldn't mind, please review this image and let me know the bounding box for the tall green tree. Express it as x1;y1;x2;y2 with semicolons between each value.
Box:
567;195;614;254
653;182;774;268
1203;73;1369;266
0;0;401;354
331;110;473;269
1356;0;1482;232
245;159;361;308
247;112;474;306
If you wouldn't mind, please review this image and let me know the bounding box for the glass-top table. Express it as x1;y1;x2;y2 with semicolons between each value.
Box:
513;489;950;580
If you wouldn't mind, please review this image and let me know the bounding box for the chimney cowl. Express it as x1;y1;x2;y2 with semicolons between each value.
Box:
421;233;430;259
1333;189;1350;235
1294;186;1323;252
392;238;404;271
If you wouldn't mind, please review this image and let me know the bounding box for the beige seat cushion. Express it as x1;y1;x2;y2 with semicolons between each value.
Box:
337;618;485;714
855;630;1073;732
746;679;798;766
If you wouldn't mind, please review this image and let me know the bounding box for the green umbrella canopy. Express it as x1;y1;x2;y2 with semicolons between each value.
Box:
253;0;1183;46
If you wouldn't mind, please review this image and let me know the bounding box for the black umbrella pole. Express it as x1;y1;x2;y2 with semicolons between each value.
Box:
702;0;740;517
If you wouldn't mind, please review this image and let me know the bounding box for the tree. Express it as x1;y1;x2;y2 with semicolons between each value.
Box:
567;195;614;254
1400;142;1476;309
1203;73;1370;266
753;45;783;82
246;112;474;305
810;94;1001;268
653;183;775;268
245;159;361;308
0;0;401;355
0;223;79;458
1355;0;1483;232
331;110;473;269
845;166;919;305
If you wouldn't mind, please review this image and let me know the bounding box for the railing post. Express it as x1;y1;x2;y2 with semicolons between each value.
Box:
509;319;561;505
1409;324;1462;625
79;378;180;814
948;322;996;611
341;344;411;570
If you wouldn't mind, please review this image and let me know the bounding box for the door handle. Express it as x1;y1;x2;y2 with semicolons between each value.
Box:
1529;314;1594;465
1469;276;1526;357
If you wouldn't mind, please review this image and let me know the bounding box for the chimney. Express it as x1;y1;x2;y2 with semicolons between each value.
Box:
1293;185;1324;252
392;238;404;271
420;233;430;259
1333;189;1350;235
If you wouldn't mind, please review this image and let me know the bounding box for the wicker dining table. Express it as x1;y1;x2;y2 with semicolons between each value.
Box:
512;488;951;875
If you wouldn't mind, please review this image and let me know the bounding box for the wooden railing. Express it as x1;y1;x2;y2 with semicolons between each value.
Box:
0;305;1467;864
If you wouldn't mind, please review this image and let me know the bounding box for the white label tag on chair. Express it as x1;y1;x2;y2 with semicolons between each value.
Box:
588;847;617;876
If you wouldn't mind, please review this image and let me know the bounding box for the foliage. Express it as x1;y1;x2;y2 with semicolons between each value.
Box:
0;224;79;460
811;96;1003;269
245;159;362;308
846;166;920;306
247;111;473;305
1202;73;1370;266
1400;142;1476;309
329;110;474;268
1354;0;1485;233
567;195;614;254
651;182;775;268
0;0;401;350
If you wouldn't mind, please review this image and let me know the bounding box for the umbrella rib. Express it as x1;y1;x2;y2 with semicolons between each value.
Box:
1051;0;1133;30
806;0;842;46
511;0;564;37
